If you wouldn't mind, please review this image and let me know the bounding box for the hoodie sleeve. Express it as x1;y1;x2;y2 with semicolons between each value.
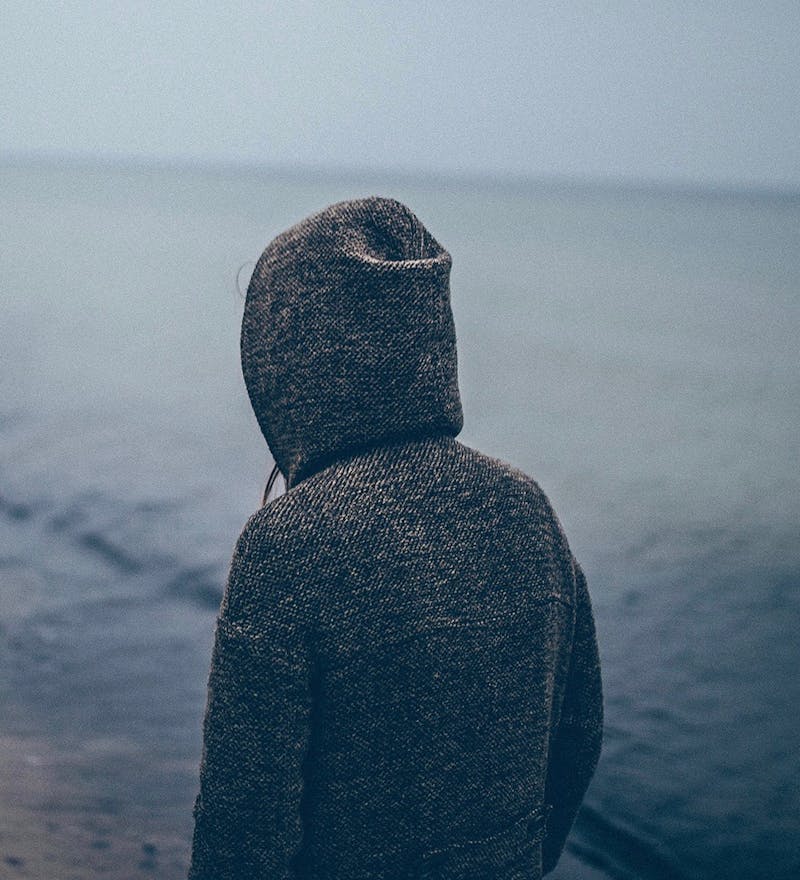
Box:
542;556;604;875
187;521;313;880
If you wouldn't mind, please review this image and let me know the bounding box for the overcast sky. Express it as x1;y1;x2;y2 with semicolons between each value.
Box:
3;2;799;189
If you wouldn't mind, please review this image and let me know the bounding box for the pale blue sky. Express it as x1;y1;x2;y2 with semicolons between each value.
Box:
3;1;799;189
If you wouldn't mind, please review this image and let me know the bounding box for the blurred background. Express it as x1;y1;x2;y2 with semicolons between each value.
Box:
1;3;798;878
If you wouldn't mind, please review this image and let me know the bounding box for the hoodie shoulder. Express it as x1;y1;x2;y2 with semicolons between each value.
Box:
460;445;578;596
219;498;317;634
462;444;560;518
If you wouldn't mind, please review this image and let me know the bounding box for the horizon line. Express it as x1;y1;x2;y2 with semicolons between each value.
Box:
2;148;799;203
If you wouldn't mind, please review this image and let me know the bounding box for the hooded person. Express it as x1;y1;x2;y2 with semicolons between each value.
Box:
187;196;603;880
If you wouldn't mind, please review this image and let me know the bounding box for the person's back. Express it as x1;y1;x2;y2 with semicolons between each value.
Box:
188;197;603;880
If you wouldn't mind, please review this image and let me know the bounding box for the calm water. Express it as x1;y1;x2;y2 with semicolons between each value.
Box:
1;161;798;879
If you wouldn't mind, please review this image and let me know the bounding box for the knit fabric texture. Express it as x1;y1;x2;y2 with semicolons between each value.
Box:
188;197;603;880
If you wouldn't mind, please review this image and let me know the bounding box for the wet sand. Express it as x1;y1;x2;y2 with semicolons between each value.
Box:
0;734;189;879
0;731;607;879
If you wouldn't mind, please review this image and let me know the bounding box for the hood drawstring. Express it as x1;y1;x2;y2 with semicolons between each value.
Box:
262;462;282;506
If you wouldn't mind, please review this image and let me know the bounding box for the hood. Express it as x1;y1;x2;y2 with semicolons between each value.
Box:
241;196;464;490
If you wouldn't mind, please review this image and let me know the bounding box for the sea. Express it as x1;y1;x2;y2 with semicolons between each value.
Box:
1;160;798;880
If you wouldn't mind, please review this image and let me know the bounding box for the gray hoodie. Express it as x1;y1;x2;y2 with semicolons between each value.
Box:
188;196;603;879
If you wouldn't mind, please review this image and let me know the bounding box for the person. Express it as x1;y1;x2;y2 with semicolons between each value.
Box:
187;196;603;880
